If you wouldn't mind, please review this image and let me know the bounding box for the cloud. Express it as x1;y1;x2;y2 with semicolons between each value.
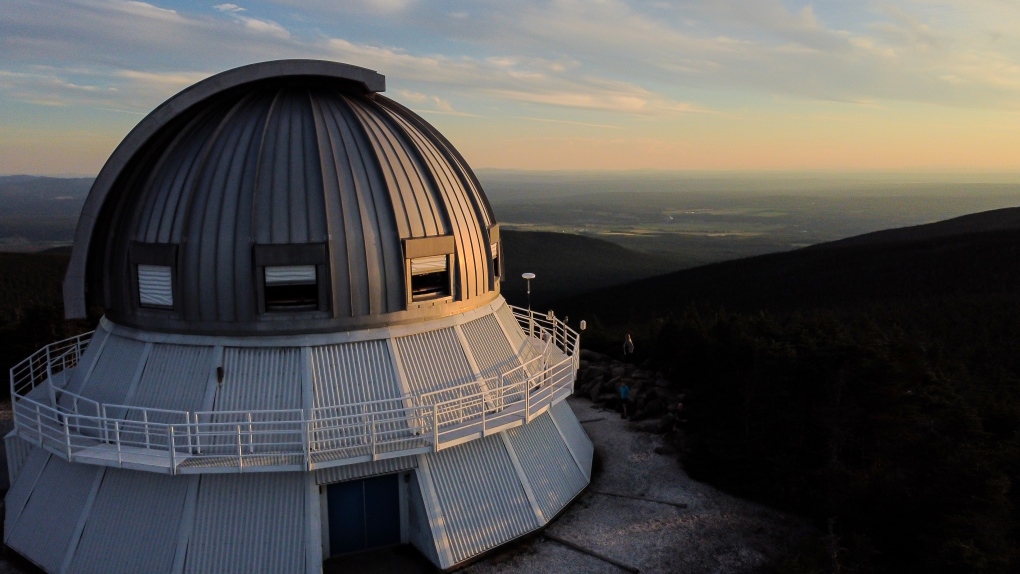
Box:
213;3;245;13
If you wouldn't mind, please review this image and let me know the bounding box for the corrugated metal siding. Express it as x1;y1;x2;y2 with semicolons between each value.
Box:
394;328;477;401
207;347;304;454
505;413;588;520
61;326;109;394
214;347;303;411
424;433;538;563
4;432;31;487
130;343;213;413
551;400;594;479
184;473;306;574
493;303;535;358
67;468;189;574
407;471;441;567
460;313;525;381
75;334;146;407
4;449;49;541
314;456;417;485
6;456;102;574
310;340;401;407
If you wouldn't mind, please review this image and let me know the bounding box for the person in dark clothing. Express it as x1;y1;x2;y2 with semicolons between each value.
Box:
619;382;631;419
622;333;634;362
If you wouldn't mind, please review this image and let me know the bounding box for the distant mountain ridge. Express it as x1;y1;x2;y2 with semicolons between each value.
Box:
559;205;1020;325
817;205;1020;248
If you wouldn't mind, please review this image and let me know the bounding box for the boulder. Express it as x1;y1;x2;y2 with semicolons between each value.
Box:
580;349;610;362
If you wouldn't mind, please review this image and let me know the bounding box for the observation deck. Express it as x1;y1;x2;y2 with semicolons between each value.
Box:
9;306;579;475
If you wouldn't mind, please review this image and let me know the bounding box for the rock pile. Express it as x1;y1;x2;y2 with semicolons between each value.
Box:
575;349;684;435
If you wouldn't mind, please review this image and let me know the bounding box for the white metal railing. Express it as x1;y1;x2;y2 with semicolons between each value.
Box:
9;307;580;474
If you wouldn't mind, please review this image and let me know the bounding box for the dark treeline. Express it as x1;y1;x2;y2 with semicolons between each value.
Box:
569;230;1020;573
0;253;95;398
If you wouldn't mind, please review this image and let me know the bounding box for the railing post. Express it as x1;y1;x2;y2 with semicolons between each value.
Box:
237;425;243;471
45;345;56;408
34;403;43;447
370;416;377;459
143;409;150;449
246;412;253;455
64;416;72;460
525;382;531;424
102;404;109;443
114;420;122;465
169;426;177;475
193;412;201;454
432;409;439;450
301;417;310;470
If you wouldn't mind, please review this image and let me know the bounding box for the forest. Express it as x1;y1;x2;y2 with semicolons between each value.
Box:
568;223;1020;573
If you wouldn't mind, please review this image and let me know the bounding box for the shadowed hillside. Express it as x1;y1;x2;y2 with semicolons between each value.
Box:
559;207;1020;574
500;230;685;308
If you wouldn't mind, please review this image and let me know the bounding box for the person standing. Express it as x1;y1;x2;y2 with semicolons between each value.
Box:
622;333;635;362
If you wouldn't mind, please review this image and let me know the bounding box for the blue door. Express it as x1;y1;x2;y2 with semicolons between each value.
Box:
327;474;401;555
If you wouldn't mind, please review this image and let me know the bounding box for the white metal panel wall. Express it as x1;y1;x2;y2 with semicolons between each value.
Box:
460;313;528;383
310;340;402;407
131;343;214;412
6;456;102;574
4;449;49;541
67;468;189;574
394;327;476;401
61;326;109;395
4;432;31;487
214;347;303;411
550;401;594;480
314;456;417;485
184;473;306;574
75;335;147;406
493;302;540;365
407;472;441;567
505;413;588;520
424;433;538;564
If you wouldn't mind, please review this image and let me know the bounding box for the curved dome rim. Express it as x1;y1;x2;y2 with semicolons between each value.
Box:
63;60;386;319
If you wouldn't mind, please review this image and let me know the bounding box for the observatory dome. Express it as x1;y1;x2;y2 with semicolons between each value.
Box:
65;60;500;335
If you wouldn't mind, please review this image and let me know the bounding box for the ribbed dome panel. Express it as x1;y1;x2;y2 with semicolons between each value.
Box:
79;64;499;334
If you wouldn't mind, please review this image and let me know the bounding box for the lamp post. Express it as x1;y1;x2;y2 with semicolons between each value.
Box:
522;272;535;338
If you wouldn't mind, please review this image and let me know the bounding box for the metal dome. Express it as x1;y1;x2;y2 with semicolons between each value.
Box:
65;60;500;335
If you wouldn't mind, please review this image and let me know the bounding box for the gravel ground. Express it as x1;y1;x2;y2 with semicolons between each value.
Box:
464;396;815;574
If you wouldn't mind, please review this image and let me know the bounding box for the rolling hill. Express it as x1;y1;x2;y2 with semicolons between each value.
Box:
559;206;1020;327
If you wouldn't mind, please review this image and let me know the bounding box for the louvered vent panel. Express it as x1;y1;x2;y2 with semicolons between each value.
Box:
138;265;172;307
410;255;447;275
264;265;316;285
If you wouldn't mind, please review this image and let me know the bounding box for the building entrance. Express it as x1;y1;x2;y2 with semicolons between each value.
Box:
326;474;401;555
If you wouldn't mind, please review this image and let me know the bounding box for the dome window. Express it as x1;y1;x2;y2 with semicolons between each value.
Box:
264;265;318;311
254;243;330;314
489;225;501;284
130;242;178;311
405;236;455;304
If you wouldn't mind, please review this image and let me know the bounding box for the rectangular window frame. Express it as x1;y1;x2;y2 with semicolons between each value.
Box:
253;243;331;315
403;235;456;307
129;242;179;313
488;224;501;286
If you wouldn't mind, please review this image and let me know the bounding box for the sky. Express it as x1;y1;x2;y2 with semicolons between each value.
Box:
1;0;1019;175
